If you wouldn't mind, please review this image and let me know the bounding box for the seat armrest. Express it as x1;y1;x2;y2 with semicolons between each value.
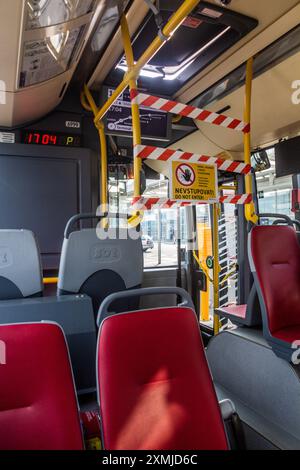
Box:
219;399;246;450
220;398;236;420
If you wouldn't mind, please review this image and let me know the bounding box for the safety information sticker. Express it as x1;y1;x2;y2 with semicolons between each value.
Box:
169;161;217;202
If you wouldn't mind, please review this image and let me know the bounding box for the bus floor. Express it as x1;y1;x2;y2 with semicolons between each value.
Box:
79;392;98;413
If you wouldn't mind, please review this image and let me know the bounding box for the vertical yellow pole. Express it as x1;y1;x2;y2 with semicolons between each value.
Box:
244;58;258;224
82;85;108;215
98;124;108;213
120;14;142;198
197;222;212;322
212;203;221;335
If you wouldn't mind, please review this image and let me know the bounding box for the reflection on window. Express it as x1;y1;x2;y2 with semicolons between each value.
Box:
256;147;293;219
0;80;6;105
26;0;95;30
20;26;84;87
258;190;292;218
108;171;187;268
141;208;187;268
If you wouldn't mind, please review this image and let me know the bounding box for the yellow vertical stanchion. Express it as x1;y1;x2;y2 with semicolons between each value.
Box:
244;58;258;224
197;222;212;322
81;85;108;215
120;14;142;198
120;14;143;227
98;123;108;214
212;203;221;335
81;86;108;231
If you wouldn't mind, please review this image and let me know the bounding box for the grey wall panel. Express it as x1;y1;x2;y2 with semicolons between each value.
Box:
0;295;96;394
0;144;98;270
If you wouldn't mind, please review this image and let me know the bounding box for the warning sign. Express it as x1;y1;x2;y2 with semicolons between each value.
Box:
169;161;217;202
182;16;203;29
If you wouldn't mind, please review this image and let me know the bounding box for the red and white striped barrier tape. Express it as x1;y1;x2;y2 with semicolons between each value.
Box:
130;90;250;133
131;194;253;210
134;145;252;175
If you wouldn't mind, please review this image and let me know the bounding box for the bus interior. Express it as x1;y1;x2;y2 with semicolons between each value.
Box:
0;0;300;452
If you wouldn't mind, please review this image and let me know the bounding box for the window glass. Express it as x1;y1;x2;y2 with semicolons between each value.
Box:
256;147;293;219
108;170;186;268
141;207;187;268
258;189;292;218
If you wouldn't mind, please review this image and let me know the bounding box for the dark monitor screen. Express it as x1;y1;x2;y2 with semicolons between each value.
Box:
275;136;300;178
0;144;97;270
103;87;171;141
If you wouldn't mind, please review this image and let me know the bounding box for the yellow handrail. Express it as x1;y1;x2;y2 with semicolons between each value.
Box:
81;0;201;227
120;13;142;199
82;84;98;117
219;185;237;191
244;58;258;224
193;250;214;283
43;277;58;285
120;13;143;227
98;123;108;214
81;85;108;215
93;0;201;125
212;203;221;335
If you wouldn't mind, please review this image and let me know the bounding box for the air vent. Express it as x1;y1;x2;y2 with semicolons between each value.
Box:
0;132;15;144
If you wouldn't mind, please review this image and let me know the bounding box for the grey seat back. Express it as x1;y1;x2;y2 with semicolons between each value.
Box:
58;218;143;318
0;230;43;300
0;295;96;394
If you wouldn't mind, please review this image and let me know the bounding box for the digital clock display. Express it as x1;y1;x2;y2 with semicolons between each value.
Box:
21;131;81;147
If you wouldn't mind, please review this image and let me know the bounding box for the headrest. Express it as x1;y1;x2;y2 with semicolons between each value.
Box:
0;229;43;299
58;228;143;293
248;225;300;274
248;225;300;333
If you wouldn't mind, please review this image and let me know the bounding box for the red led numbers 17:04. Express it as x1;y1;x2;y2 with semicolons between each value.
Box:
22;131;81;147
27;133;57;145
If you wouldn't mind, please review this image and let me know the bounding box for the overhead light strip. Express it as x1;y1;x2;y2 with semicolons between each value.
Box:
116;26;231;80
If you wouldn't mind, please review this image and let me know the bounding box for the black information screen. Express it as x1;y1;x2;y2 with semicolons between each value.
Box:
105;88;171;141
275;136;300;177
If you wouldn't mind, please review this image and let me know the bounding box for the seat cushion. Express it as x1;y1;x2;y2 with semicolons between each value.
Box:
98;307;228;450
273;325;300;344
0;323;83;450
219;305;247;319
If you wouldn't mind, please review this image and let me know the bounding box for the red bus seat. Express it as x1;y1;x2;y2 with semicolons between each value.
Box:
219;304;247;319
249;225;300;362
215;283;262;327
0;323;84;450
97;288;229;450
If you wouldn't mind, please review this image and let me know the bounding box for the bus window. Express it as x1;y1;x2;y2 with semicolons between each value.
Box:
141;207;187;268
258;189;293;219
108;169;187;268
256;147;293;219
196;187;238;327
